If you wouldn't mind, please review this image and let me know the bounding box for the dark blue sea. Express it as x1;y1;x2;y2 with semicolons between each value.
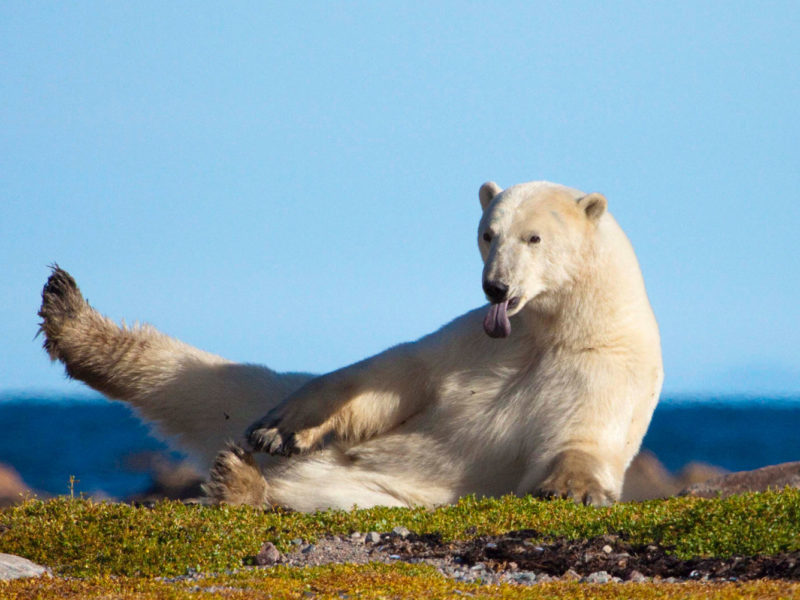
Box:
1;393;799;499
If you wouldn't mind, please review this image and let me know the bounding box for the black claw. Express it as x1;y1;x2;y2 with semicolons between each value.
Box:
267;435;283;455
248;431;268;452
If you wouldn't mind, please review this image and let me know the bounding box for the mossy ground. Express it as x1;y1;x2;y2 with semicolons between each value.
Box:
1;489;799;598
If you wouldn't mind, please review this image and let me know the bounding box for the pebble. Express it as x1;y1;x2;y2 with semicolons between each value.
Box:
350;532;362;539
0;554;49;580
583;570;611;584
291;538;303;546
561;568;581;581
602;544;613;554
391;526;411;539
255;542;282;566
301;544;315;554
365;532;381;544
627;570;648;582
507;571;536;584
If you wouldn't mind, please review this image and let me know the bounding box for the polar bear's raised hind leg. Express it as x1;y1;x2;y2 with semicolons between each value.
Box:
38;266;314;470
39;265;144;399
38;265;207;400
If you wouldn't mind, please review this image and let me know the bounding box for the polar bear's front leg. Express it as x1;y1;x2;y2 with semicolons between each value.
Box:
245;370;355;455
246;345;432;455
534;449;619;506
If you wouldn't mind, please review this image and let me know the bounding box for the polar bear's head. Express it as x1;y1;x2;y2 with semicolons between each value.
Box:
477;180;607;338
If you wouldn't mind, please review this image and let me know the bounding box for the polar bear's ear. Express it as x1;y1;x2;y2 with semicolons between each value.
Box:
578;193;607;223
479;181;503;211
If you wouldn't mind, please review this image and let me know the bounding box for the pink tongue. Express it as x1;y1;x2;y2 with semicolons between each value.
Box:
483;300;511;338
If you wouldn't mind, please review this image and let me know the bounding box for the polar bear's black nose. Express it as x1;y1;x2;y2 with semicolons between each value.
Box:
483;280;509;303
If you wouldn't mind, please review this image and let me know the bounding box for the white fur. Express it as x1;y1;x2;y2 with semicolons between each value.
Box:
42;180;663;511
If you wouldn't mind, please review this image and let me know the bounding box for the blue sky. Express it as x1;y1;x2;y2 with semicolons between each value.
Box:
2;2;799;397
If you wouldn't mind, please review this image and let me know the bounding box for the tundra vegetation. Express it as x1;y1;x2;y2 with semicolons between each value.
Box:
1;489;799;598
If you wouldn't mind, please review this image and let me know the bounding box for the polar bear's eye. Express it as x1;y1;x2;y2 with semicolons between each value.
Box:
482;232;493;243
528;235;541;244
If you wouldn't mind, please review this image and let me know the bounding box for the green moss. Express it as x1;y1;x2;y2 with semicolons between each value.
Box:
1;489;799;578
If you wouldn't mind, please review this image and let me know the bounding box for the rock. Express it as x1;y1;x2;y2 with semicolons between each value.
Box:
621;451;678;501
680;461;800;498
561;568;581;581
602;544;613;554
125;454;204;502
583;570;611;584
391;526;411;539
676;461;728;489
622;451;728;501
0;463;33;507
255;542;282;566
621;451;679;501
0;554;49;580
365;532;381;544
508;571;536;584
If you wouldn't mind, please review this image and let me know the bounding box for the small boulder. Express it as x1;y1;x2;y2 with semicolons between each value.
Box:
680;461;800;498
583;570;611;584
561;568;581;581
255;542;282;566
0;554;49;580
391;526;410;539
0;463;33;507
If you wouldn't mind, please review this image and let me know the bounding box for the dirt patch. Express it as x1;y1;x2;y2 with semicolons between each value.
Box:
260;530;800;585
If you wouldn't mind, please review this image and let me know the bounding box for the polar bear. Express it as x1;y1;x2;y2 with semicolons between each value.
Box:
39;180;662;510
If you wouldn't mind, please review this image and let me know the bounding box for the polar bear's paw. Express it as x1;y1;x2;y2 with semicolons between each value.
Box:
204;442;271;507
38;265;89;360
246;423;300;456
536;449;617;507
245;408;323;456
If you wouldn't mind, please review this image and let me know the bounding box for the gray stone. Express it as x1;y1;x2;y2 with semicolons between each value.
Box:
391;526;411;538
0;553;49;580
561;568;581;581
602;544;613;554
255;541;282;566
583;570;611;584
627;570;647;582
365;532;381;544
508;571;536;584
